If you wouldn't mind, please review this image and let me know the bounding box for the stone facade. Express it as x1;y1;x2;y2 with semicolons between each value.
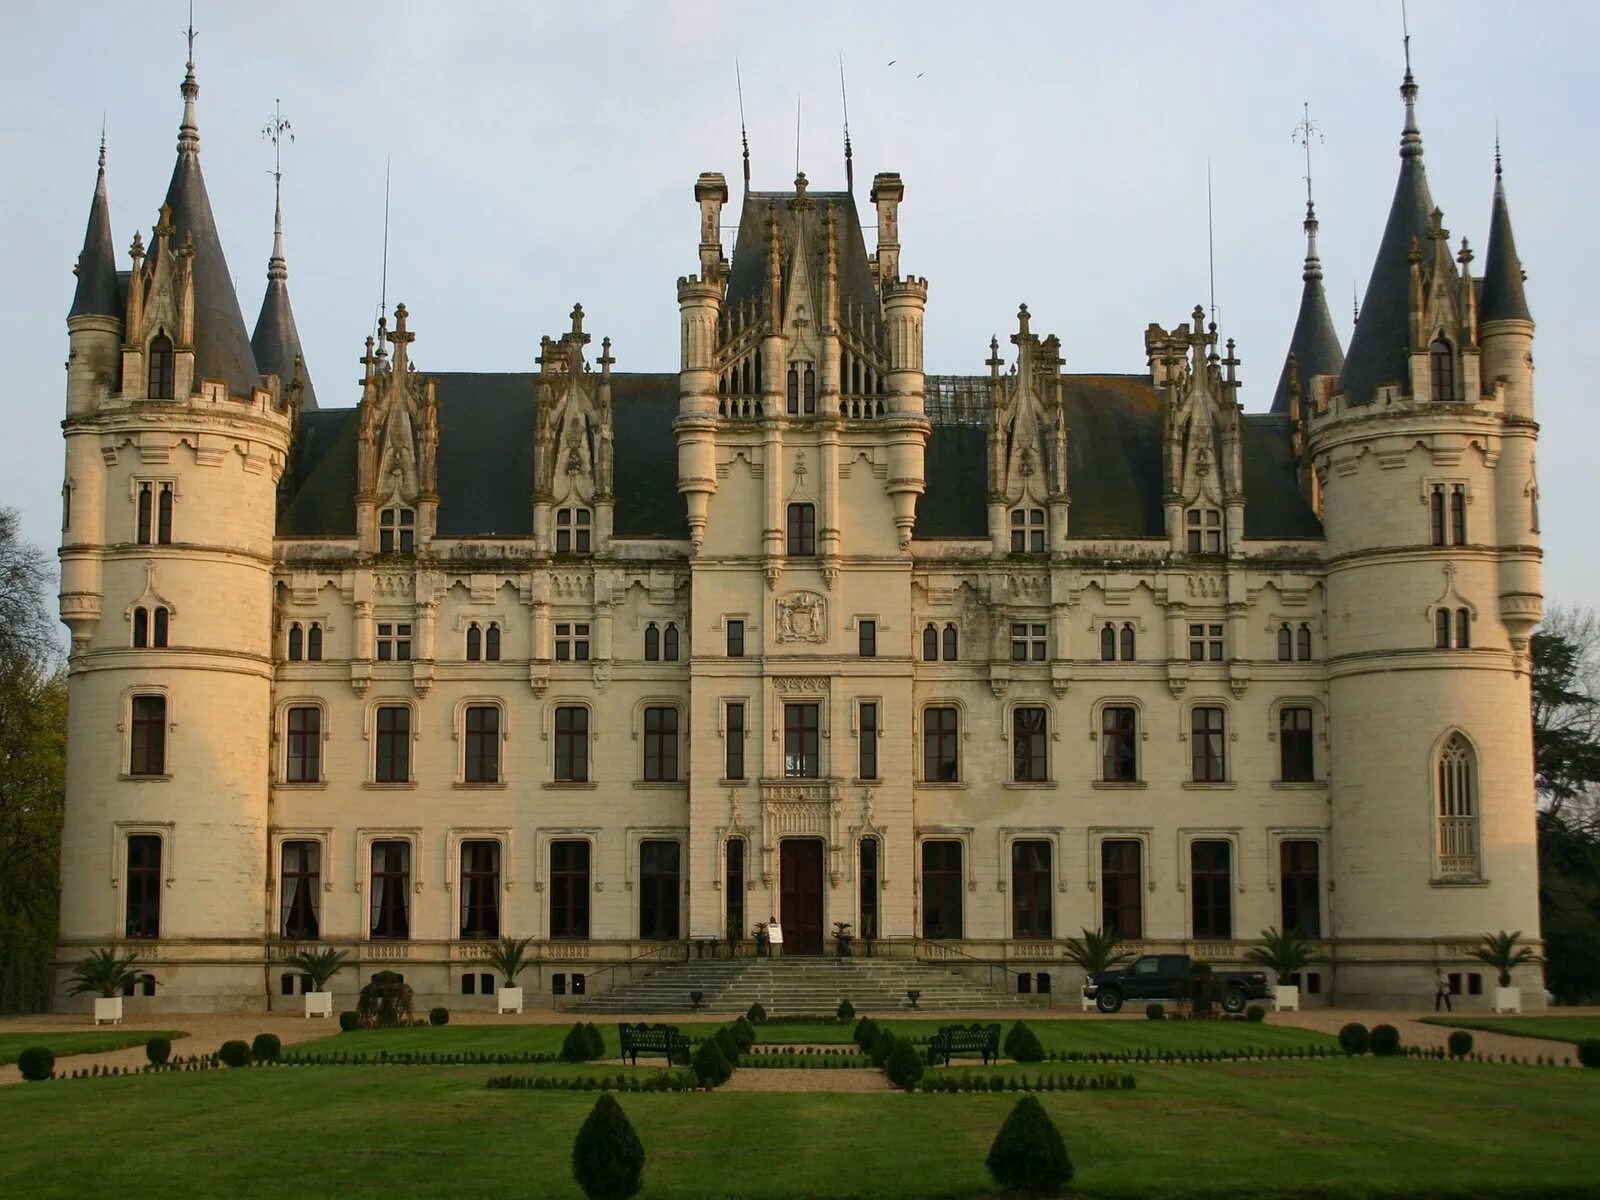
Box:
55;50;1543;1012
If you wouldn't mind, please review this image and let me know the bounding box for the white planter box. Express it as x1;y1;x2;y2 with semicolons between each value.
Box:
497;986;523;1015
93;996;123;1025
1079;991;1097;1012
1273;984;1300;1012
305;991;333;1018
1492;985;1521;1014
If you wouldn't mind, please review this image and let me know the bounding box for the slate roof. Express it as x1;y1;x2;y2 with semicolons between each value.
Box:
69;155;119;320
1270;229;1345;414
252;259;319;410
1481;167;1532;325
724;188;883;329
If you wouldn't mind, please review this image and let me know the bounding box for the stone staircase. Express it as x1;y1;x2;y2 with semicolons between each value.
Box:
571;956;1020;1015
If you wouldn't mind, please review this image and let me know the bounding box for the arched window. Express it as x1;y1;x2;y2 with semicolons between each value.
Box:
1120;624;1136;661
1277;624;1293;661
152;607;168;648
1436;734;1479;878
307;623;323;661
1296;624;1313;661
803;366;816;414
466;623;483;661
132;607;149;648
485;623;500;661
786;366;799;414
1450;487;1466;545
922;624;938;662
1434;609;1451;649
1100;623;1116;661
663;623;680;661
942;623;959;662
1430;339;1455;402
1429;487;1446;546
287;624;303;662
147;332;175;399
644;623;660;661
1456;608;1471;649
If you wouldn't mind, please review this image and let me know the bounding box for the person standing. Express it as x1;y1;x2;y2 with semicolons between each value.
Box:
1434;967;1453;1012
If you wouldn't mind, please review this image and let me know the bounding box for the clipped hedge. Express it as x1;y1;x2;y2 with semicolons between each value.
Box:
339;1010;359;1032
745;1002;766;1024
853;1017;881;1055
251;1032;282;1063
1447;1030;1474;1059
836;999;855;1021
145;1036;172;1066
1009;1022;1045;1064
1578;1039;1600;1070
1245;1004;1266;1023
429;1006;450;1026
885;1037;925;1092
1369;1024;1402;1057
1145;1003;1165;1021
691;1038;732;1089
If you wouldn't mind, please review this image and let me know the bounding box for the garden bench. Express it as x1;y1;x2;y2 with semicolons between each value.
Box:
929;1022;1001;1066
618;1022;689;1065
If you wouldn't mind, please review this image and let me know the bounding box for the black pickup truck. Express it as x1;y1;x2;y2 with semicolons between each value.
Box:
1082;954;1270;1014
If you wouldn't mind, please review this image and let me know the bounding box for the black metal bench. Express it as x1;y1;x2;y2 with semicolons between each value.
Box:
929;1022;1001;1066
618;1022;689;1065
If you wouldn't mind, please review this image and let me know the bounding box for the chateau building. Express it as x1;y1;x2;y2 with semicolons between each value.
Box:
56;41;1543;1012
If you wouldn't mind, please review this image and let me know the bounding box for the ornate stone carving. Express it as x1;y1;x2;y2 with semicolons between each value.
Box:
772;675;831;694
775;591;827;643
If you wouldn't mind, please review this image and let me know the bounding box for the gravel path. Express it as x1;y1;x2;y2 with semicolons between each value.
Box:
1272;1009;1582;1065
722;1067;893;1092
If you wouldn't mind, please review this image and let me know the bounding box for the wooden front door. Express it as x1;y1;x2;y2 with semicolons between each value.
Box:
780;839;825;956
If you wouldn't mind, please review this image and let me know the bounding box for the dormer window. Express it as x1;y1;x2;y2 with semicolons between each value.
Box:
147;332;175;400
1430;339;1455;403
379;507;415;554
786;364;817;416
1186;508;1222;554
1010;508;1046;554
556;507;591;555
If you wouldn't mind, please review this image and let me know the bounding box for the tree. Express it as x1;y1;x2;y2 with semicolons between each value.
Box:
1061;927;1135;975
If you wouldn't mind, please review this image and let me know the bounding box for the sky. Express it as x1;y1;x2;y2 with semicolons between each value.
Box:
3;0;1596;607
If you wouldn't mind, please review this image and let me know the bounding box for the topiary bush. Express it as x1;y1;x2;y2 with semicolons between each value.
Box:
1245;1004;1266;1023
16;1047;54;1082
986;1094;1073;1195
1144;1002;1164;1021
339;1010;359;1032
870;1031;898;1070
746;1001;766;1024
1338;1022;1370;1056
853;1017;881;1055
836;998;855;1021
563;1024;594;1063
691;1037;732;1089
356;970;414;1027
218;1040;252;1068
145;1036;171;1066
1577;1039;1600;1069
251;1032;282;1063
584;1023;606;1060
1447;1030;1474;1059
429;1006;450;1026
713;1026;740;1063
1008;1022;1045;1064
885;1036;925;1091
571;1092;645;1200
730;1018;755;1054
1369;1024;1401;1057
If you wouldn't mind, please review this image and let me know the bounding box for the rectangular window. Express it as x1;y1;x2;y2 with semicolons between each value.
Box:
376;622;412;662
1279;706;1315;782
921;840;964;939
555;508;592;555
378;508;415;554
554;622;590;662
726;838;746;939
1100;840;1142;938
1010;623;1047;662
786;503;816;556
638;840;681;940
1280;840;1321;938
136;483;152;544
1012;706;1048;782
858;620;877;658
1101;706;1138;782
375;705;410;783
726;619;745;658
279;840;320;940
858;702;879;781
157;485;173;544
643;706;679;782
923;706;959;782
784;702;820;778
129;695;167;776
369;840;411;939
464;705;500;784
1191;706;1226;782
125;834;161;939
1011;840;1052;938
285;705;321;783
550;840;591;939
859;837;879;941
1450;486;1466;545
1191;840;1232;940
1430;486;1446;546
725;702;745;780
460;840;501;939
554;705;589;782
1188;623;1224;662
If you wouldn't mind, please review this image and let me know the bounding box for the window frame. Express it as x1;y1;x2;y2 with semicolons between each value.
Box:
372;703;413;784
920;838;965;939
724;700;746;781
375;620;413;663
922;705;960;783
858;619;877;658
642;705;680;782
278;838;322;941
462;703;502;785
458;839;503;940
555;506;592;555
1189;705;1227;783
1279;839;1322;938
786;502;816;556
128;692;168;777
857;700;879;781
1099;837;1144;938
1189;839;1233;940
1278;705;1315;783
1011;705;1049;783
1099;704;1139;783
726;618;745;658
548;838;592;940
1010;838;1053;939
554;620;591;663
637;839;682;940
783;701;821;779
283;702;324;784
378;506;416;555
553;703;591;783
368;838;413;940
1435;731;1481;880
124;833;163;940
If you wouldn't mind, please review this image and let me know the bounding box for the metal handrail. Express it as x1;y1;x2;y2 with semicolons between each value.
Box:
571;941;690;1001
869;935;1027;997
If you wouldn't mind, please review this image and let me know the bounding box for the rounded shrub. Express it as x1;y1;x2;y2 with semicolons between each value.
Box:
338;1010;359;1032
870;1031;898;1070
1369;1024;1401;1057
986;1094;1073;1195
145;1036;172;1066
16;1047;54;1082
713;1026;740;1063
584;1022;606;1060
251;1032;282;1063
1144;1002;1164;1021
691;1037;732;1089
1447;1030;1474;1059
1245;1004;1266;1023
1577;1039;1600;1070
562;1023;593;1063
1338;1022;1370;1056
571;1092;645;1200
853;1017;881;1054
836;998;855;1021
885;1036;925;1091
218;1040;252;1068
429;1006;450;1027
1008;1021;1045;1064
746;1001;766;1025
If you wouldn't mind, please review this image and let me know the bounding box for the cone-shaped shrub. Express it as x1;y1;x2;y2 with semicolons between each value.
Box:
1577;1039;1600;1069
731;1017;756;1053
986;1094;1073;1195
584;1023;606;1060
571;1093;645;1200
836;998;855;1020
854;1017;881;1054
746;1001;766;1024
1337;1022;1370;1056
145;1037;171;1066
252;1033;282;1063
870;1031;898;1070
17;1047;54;1081
691;1037;732;1088
563;1024;594;1063
218;1040;252;1068
885;1037;925;1091
1008;1022;1045;1064
713;1026;740;1063
1369;1024;1401;1057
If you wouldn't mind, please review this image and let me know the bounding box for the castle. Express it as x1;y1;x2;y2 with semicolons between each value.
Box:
55;38;1542;1011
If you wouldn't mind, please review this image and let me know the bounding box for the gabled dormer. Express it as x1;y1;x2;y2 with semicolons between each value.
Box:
535;303;614;556
986;304;1068;555
356;304;438;556
1405;208;1482;404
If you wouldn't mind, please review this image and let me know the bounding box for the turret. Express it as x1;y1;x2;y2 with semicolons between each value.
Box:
675;172;728;552
877;175;927;547
870;171;903;287
1270;190;1344;415
251;104;317;411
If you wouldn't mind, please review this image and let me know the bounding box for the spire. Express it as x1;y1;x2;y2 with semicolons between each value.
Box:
69;128;119;320
1272;105;1344;413
1481;138;1532;324
252;100;317;409
1336;43;1436;404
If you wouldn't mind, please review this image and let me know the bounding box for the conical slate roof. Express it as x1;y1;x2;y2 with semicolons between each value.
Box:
1481;157;1532;324
1271;206;1345;414
69;141;119;320
252;196;318;409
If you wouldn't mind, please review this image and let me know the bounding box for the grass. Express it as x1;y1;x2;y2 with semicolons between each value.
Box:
1;1057;1597;1197
1422;1014;1600;1045
0;1030;183;1066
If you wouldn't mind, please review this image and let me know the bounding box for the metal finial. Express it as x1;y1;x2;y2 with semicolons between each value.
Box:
795;94;802;176
185;0;196;71
1495;120;1503;182
262;99;294;280
840;55;854;194
1206;160;1217;325
177;2;201;155
98;115;106;171
736;60;750;192
1292;101;1323;215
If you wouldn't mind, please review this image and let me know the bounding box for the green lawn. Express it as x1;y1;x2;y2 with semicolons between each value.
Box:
0;1030;183;1066
0;1058;1596;1197
1422;1014;1600;1045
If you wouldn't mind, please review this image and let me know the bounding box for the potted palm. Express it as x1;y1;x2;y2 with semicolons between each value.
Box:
284;946;349;1018
861;912;876;959
1063;928;1135;1011
1245;926;1325;1012
67;947;142;1024
753;921;771;959
476;935;533;1014
832;921;854;959
1470;930;1538;1014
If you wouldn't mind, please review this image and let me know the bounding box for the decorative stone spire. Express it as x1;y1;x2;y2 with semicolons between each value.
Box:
69;129;119;320
1481;139;1532;324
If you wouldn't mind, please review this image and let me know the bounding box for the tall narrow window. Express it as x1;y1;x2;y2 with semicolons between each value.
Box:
1101;840;1143;938
663;623;680;661
1435;609;1452;649
858;837;880;941
1120;624;1136;661
460;840;501;939
129;695;167;776
375;705;410;783
1450;487;1467;545
1430;338;1455;402
1190;840;1232;939
1280;840;1321;937
923;706;960;782
1279;706;1314;782
784;702;820;778
726;619;745;658
725;701;745;780
555;705;589;782
786;503;816;556
156;484;173;543
136;483;153;545
555;507;591;554
1101;706;1137;782
307;623;323;661
1430;486;1447;546
132;607;149;648
125;835;162;939
1278;624;1293;661
803;366;816;414
1011;840;1052;938
1437;734;1480;878
288;624;304;661
1296;624;1313;661
1191;706;1226;782
1012;707;1048;782
922;624;938;662
279;840;320;940
285;705;321;783
921;840;963;939
644;623;660;661
151;607;169;648
147;333;175;399
643;706;679;782
1456;609;1471;649
550;840;591;938
467;624;483;661
369;840;411;939
639;841;681;939
464;705;500;784
485;623;500;661
726;838;746;939
858;620;877;658
378;507;415;554
858;702;879;780
786;365;799;414
1100;624;1116;661
942;624;959;661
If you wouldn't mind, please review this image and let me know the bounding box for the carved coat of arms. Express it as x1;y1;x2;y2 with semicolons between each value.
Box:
776;591;827;643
